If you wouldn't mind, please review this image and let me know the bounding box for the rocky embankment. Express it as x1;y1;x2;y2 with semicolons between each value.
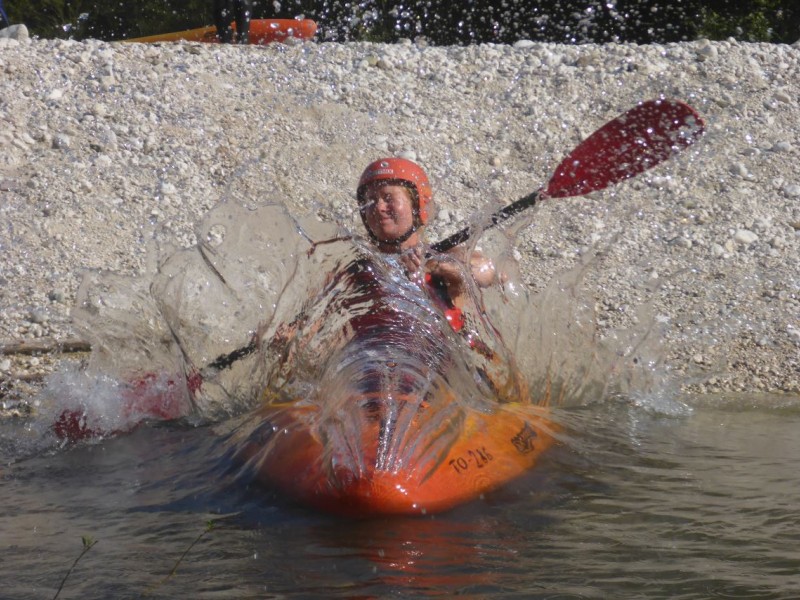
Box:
1;26;798;403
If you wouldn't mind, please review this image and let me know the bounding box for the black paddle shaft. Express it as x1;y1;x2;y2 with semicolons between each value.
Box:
430;190;541;254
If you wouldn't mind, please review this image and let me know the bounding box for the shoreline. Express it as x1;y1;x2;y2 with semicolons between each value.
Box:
1;36;798;400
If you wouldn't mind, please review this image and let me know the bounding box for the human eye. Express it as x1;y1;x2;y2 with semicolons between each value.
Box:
386;192;404;204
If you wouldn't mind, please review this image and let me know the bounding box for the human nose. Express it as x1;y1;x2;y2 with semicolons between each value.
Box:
373;196;392;211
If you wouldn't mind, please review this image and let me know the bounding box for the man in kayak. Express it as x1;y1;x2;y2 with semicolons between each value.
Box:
356;157;498;333
268;157;519;392
213;0;252;44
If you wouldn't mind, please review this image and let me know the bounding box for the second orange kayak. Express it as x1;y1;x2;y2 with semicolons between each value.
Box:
124;19;317;45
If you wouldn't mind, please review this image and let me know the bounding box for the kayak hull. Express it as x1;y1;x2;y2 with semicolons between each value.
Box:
230;398;555;517
124;19;317;45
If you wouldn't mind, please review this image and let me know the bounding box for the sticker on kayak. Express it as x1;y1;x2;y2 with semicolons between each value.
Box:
511;422;538;454
449;446;494;474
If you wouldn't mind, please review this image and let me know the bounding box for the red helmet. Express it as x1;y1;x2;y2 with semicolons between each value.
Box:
356;157;433;226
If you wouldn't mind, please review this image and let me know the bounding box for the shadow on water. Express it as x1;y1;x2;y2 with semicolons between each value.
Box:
2;197;800;598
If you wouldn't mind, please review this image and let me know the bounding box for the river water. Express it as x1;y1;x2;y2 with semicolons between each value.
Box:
3;394;799;599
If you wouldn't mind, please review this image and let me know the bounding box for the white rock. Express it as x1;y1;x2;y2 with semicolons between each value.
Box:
397;149;417;161
696;42;718;60
771;141;793;152
729;163;749;177
783;184;800;198
52;133;71;149
159;182;178;196
733;229;758;245
0;24;28;41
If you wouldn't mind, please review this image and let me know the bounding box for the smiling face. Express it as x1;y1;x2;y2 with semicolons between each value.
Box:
360;182;421;252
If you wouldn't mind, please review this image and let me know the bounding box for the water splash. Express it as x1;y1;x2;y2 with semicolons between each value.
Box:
16;188;693;466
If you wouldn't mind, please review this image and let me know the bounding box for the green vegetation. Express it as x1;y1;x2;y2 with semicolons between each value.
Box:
4;0;799;44
143;519;217;596
698;0;799;42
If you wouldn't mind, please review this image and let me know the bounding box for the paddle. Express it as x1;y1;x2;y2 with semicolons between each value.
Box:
200;99;708;376
431;98;704;253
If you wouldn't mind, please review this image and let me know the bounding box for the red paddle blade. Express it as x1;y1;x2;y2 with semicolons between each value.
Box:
545;99;705;199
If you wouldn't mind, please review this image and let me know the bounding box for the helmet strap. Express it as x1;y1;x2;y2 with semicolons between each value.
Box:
365;221;418;249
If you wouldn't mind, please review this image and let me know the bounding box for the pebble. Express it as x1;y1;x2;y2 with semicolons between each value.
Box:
771;141;793;152
696;42;718;60
729;162;749;178
52;133;71;149
0;24;29;41
783;184;800;198
28;308;49;324
733;229;758;245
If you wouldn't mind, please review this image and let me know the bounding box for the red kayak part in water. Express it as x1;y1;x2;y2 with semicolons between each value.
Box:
124;19;317;45
52;372;196;443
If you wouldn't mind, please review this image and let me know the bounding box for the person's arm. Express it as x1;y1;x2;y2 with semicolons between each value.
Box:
422;247;497;307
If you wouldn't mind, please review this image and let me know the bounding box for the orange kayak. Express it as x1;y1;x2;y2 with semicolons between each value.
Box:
124;19;317;45
224;254;556;517
229;397;555;517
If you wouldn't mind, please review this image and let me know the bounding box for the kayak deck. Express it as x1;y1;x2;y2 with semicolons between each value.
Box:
230;396;555;517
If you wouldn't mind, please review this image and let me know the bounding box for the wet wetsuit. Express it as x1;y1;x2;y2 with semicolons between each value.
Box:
213;0;252;44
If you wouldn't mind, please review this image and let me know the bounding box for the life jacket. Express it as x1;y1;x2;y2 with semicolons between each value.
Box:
424;272;464;332
424;271;499;360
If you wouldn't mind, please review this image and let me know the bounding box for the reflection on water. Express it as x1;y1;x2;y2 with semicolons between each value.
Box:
3;400;800;599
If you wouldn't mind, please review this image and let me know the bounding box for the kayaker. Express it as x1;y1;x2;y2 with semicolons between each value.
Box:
267;157;523;402
213;0;252;44
356;157;498;332
273;157;502;344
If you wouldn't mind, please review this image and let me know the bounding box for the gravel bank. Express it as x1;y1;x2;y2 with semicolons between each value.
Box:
1;30;798;399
